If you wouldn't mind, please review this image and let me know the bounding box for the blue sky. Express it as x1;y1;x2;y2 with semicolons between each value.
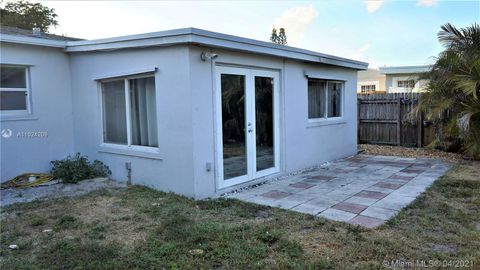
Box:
28;0;480;68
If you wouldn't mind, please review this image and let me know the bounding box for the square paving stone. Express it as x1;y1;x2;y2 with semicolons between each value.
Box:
317;208;357;222
401;168;425;174
260;190;291;199
332;202;367;214
310;175;335;181
344;196;379;206
272;194;314;210
364;185;396;194
348;215;385;228
373;193;416;210
289;182;315;189
374;181;403;190
355;190;388;200
389;174;415;181
291;203;327;215
307;197;340;208
360;206;398;220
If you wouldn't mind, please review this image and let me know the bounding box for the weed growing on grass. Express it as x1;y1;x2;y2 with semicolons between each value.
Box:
55;215;78;230
29;215;45;227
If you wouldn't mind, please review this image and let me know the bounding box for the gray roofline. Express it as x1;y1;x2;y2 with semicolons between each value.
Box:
1;27;368;70
379;65;431;74
0;34;67;48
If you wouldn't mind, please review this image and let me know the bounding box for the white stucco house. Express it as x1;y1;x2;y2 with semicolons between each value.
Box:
0;26;367;198
379;65;430;93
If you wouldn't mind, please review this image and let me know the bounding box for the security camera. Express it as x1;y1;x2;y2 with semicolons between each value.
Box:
200;52;218;61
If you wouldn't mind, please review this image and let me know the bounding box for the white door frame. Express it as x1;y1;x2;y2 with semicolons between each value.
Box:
215;66;280;189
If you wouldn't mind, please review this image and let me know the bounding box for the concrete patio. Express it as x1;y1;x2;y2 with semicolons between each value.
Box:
226;154;452;228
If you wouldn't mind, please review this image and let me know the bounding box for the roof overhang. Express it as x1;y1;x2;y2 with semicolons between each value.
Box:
2;28;368;70
0;34;67;48
379;65;431;74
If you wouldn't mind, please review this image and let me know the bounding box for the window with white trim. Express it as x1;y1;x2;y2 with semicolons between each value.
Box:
308;78;343;120
361;84;376;93
0;65;30;115
101;75;158;147
397;79;415;88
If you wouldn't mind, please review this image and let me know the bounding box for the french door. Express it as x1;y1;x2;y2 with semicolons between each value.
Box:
215;66;280;189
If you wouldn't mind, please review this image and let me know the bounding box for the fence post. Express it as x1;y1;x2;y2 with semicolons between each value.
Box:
396;96;402;146
417;112;423;148
357;99;360;144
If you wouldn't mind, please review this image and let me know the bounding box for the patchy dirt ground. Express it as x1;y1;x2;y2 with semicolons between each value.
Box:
0;178;126;207
1;162;479;269
359;144;466;162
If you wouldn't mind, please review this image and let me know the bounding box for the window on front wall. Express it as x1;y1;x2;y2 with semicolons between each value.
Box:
308;78;343;120
0;65;30;115
361;84;376;93
397;79;415;88
101;76;158;148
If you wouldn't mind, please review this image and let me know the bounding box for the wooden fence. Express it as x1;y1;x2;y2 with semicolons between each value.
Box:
358;93;434;147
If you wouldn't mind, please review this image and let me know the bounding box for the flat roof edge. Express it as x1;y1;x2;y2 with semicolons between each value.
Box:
0;34;67;48
379;65;431;74
2;27;368;69
65;28;367;69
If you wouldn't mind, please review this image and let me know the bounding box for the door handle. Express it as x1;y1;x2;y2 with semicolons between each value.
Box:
248;128;253;133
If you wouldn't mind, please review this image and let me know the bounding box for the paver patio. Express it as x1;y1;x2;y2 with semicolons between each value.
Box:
226;154;451;228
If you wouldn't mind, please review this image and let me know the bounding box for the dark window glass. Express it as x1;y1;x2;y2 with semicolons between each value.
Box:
308;79;325;118
0;91;27;110
328;82;342;117
221;74;247;179
255;76;274;172
102;80;127;144
1;66;26;88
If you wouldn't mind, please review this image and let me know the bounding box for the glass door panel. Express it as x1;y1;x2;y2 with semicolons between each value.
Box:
221;74;247;180
254;76;275;172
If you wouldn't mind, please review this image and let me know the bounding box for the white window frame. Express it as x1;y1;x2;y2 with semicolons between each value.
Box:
391;76;417;92
397;79;415;88
98;73;159;154
357;80;380;93
0;64;32;117
307;79;344;123
361;84;376;92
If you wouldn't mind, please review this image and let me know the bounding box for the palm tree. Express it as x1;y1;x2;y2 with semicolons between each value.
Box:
415;23;480;159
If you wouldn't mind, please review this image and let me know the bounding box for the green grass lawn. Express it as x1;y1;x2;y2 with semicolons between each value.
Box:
1;163;479;269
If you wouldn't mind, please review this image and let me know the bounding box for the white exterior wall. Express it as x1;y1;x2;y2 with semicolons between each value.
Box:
188;46;358;198
69;46;196;197
386;73;427;93
283;61;358;170
0;43;75;181
1;42;359;199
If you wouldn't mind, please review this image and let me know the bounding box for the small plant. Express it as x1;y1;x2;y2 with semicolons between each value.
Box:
257;228;281;244
50;153;111;184
55;215;78;229
30;215;45;227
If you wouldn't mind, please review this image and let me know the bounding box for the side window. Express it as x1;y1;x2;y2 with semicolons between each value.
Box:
308;78;343;120
0;65;30;115
101;76;158;148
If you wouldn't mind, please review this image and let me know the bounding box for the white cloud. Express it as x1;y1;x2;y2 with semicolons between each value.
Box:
416;0;438;7
273;6;318;46
359;43;371;52
364;0;384;13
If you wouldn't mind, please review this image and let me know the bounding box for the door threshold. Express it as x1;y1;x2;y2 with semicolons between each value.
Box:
218;171;284;195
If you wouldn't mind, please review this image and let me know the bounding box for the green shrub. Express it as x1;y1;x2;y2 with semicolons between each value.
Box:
50;153;111;183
